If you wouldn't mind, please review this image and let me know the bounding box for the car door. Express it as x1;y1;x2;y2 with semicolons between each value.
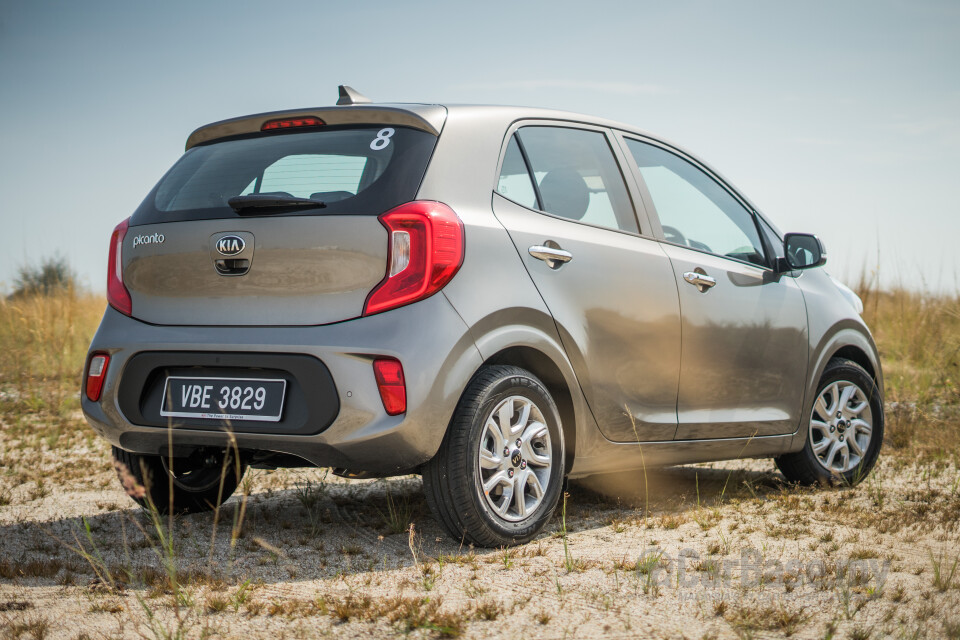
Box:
619;135;808;439
492;124;681;442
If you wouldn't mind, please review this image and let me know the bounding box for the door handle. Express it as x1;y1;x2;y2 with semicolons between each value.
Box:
683;270;716;293
529;244;573;269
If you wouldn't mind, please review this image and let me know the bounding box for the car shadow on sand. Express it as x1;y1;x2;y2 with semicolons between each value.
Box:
0;463;792;589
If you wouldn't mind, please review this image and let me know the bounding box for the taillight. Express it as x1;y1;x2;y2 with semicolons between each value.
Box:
85;353;110;402
373;358;406;415
107;218;132;316
363;201;464;316
261;116;325;130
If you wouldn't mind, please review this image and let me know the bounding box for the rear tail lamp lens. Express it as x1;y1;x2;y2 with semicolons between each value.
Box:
363;201;464;316
85;353;110;402
372;358;406;416
261;116;325;130
107;218;132;316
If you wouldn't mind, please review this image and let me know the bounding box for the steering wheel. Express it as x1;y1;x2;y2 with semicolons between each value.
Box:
662;225;688;246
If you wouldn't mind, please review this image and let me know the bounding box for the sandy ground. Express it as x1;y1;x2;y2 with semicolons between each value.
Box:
1;412;960;639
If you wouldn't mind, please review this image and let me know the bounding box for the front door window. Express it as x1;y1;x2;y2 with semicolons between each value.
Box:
624;139;766;266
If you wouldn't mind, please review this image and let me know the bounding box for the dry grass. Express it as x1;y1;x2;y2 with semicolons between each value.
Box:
857;284;960;462
858;285;960;406
724;601;810;636
0;293;109;516
0;291;103;415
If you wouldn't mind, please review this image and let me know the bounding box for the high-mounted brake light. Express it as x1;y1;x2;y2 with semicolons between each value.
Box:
363;201;464;316
261;116;325;131
107;218;132;316
85;353;110;402
373;358;406;415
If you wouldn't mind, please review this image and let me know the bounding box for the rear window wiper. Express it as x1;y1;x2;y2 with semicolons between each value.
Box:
227;194;327;214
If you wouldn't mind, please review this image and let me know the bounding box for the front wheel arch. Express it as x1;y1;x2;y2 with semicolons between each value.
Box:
830;344;878;386
777;357;884;485
789;326;883;452
808;325;883;402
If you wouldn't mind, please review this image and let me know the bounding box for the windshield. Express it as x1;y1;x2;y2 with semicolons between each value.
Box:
131;125;437;224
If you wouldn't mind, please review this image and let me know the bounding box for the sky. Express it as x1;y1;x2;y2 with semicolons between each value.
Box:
0;0;958;294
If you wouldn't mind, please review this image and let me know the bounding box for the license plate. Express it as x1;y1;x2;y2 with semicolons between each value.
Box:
160;376;287;422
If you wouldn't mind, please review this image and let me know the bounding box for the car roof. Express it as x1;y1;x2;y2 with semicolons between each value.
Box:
443;103;656;133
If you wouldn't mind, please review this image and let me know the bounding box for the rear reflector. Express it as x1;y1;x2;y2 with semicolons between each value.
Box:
107;218;132;316
261;116;325;131
372;358;406;415
85;353;110;402
363;201;464;316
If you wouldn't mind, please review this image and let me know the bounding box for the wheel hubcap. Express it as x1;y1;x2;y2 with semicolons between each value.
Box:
478;395;552;522
810;380;873;474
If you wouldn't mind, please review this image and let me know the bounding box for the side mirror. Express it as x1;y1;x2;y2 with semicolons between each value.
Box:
782;233;827;270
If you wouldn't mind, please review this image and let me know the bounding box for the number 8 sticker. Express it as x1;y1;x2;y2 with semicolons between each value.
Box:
370;128;395;150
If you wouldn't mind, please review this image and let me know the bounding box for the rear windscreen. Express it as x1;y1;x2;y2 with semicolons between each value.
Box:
130;125;437;224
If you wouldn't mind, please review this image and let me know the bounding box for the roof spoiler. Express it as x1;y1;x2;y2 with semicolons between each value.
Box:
185;105;445;150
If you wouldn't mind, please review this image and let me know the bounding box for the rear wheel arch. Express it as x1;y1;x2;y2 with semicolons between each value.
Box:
422;363;566;545
484;346;576;474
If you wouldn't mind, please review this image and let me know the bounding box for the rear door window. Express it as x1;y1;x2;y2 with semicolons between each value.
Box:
505;126;639;234
136;126;437;224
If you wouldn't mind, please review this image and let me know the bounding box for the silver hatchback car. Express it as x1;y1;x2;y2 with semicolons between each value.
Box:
82;87;884;547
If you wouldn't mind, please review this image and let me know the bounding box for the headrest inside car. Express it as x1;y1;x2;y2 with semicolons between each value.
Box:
538;168;590;220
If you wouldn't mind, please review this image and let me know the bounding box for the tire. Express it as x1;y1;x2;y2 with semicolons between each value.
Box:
776;358;883;486
112;446;246;514
423;365;565;547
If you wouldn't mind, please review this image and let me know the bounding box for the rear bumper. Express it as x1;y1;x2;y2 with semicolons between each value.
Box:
81;294;483;475
117;351;340;435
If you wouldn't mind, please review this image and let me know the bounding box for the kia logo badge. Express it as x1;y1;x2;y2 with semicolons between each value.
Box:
216;236;245;256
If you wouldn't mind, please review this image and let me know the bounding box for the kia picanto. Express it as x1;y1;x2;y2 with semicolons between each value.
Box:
82;86;884;547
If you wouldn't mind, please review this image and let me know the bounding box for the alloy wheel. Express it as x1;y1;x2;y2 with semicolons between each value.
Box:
809;380;873;474
477;395;552;522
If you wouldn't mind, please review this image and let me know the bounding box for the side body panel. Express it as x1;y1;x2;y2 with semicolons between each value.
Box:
662;245;809;439
493;195;682;442
415;107;876;475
